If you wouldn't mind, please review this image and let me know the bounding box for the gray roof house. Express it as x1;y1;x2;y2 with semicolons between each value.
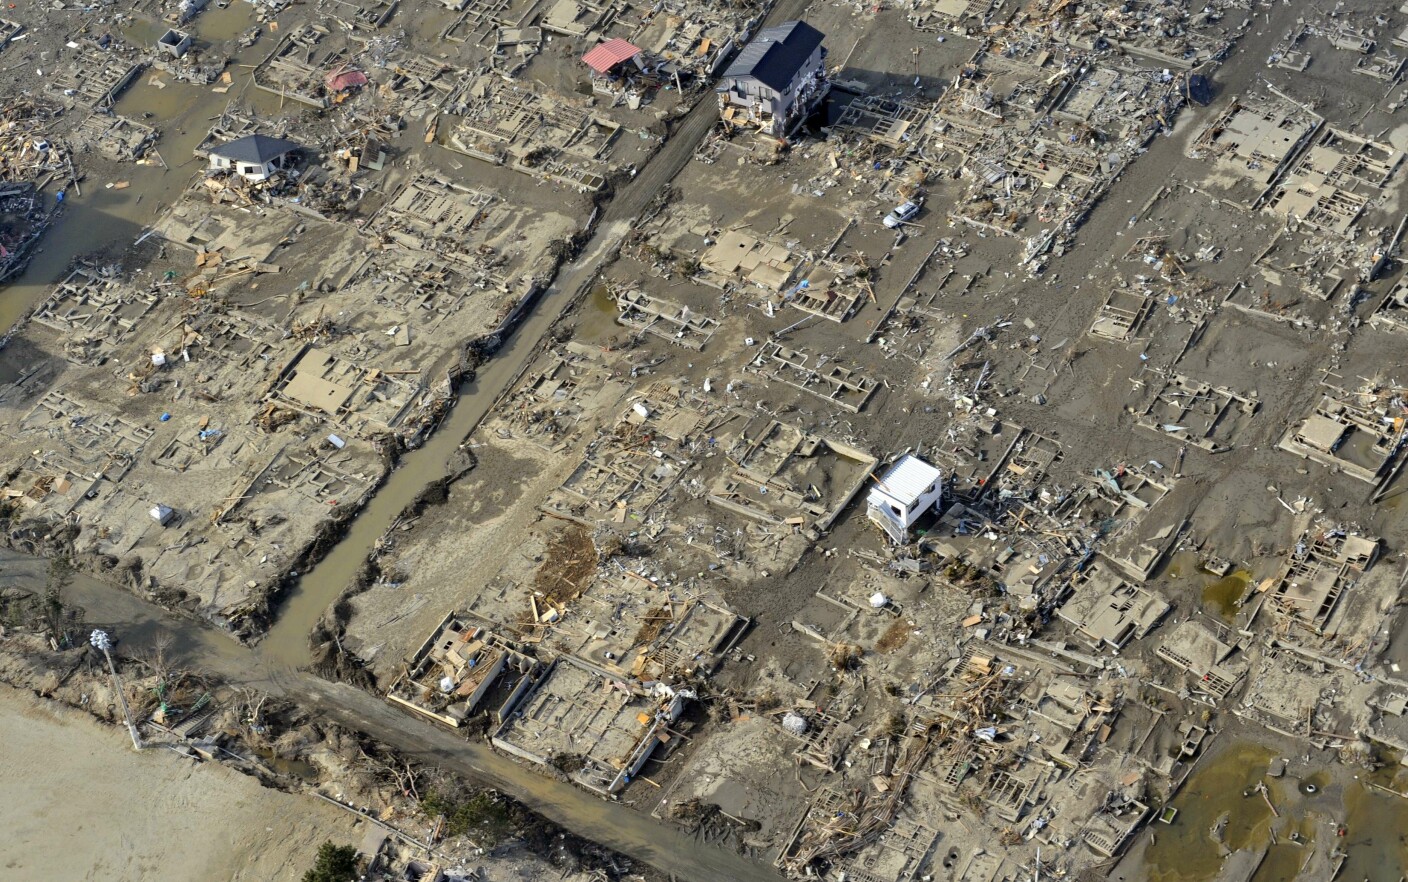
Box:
717;21;828;138
208;134;302;182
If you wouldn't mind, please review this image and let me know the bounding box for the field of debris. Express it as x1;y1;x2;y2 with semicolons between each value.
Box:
6;0;1408;879
337;0;1408;880
0;0;635;635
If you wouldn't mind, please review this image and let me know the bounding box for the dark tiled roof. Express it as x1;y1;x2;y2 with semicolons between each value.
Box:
722;20;824;92
210;134;302;165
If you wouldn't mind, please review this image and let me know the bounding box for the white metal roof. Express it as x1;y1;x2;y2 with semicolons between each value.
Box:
873;454;941;504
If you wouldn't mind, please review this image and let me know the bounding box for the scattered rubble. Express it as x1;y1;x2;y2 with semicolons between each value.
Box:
4;0;1408;880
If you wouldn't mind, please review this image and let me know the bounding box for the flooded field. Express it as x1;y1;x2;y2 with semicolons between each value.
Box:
1146;742;1278;882
0;2;269;335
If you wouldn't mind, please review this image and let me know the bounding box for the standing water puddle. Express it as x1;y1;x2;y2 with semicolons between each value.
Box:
1159;552;1253;623
0;3;263;335
1203;570;1251;621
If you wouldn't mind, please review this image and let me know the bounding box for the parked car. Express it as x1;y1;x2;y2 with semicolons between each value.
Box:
883;199;921;229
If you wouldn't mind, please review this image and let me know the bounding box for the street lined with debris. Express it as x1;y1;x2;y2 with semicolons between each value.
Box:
6;0;1408;880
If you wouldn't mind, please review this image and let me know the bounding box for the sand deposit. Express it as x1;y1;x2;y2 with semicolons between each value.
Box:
0;684;362;882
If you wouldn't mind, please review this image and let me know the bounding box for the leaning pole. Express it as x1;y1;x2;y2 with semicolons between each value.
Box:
91;629;143;750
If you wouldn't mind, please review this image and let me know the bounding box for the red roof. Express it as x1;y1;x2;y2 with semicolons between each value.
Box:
582;38;641;74
326;68;369;92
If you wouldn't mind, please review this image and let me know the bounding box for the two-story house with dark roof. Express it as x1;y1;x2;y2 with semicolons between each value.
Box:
716;20;828;138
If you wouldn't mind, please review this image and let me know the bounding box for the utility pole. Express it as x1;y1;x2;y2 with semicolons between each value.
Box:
91;630;143;750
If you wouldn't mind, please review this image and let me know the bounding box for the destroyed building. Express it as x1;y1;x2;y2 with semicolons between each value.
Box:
4;0;1408;881
491;657;688;796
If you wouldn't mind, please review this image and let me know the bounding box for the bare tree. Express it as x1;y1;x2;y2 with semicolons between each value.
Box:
233;687;272;747
134;630;176;682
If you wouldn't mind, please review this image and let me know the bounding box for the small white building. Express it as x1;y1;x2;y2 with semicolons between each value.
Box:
867;454;943;542
208;134;301;182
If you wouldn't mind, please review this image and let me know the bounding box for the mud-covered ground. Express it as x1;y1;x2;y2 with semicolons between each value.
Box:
0;683;361;882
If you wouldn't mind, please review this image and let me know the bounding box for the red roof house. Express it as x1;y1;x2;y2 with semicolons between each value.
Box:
582;39;642;75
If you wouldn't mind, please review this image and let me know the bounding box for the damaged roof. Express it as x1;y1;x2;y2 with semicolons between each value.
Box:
325;68;369;92
209;133;302;165
721;20;823;92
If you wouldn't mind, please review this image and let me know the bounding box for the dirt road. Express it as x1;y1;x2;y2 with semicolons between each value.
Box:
2;552;785;882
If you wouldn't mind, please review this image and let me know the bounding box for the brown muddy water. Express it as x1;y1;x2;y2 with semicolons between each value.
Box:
1203;570;1252;621
1144;738;1408;882
579;280;622;342
258;283;582;668
253;745;321;781
0;2;268;334
1147;742;1278;882
1341;767;1408;881
1160;551;1253;622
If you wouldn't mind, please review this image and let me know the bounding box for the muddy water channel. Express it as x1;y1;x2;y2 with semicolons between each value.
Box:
258;281;583;667
256;189;637;665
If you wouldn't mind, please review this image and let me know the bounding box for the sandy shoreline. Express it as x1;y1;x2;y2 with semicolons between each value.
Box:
0;683;363;882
